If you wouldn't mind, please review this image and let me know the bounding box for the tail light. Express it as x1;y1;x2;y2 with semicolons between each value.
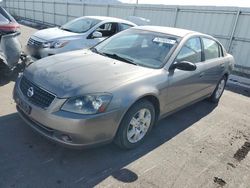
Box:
0;22;20;33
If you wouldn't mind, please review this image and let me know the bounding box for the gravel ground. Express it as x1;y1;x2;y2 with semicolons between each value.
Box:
0;24;250;188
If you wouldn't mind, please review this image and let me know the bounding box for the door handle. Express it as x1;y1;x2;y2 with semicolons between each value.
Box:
199;72;205;77
220;63;225;68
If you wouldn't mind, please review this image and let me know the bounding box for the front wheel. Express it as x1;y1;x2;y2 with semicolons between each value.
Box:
114;100;156;149
208;76;227;103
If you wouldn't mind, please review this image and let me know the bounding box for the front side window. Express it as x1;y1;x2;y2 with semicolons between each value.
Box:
60;18;100;33
94;29;178;68
95;23;118;37
202;38;220;60
176;37;202;63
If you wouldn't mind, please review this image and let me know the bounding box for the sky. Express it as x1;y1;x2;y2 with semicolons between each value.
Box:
119;0;250;7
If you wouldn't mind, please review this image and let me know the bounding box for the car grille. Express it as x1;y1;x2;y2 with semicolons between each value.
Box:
20;77;56;108
27;37;43;47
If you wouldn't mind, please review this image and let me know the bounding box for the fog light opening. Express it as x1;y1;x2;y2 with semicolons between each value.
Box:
61;134;72;142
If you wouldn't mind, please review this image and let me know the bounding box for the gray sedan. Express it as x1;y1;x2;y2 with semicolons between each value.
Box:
13;26;234;149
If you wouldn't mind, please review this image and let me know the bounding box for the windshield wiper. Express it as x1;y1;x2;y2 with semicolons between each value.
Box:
90;47;104;55
60;27;73;32
90;49;137;65
102;53;137;65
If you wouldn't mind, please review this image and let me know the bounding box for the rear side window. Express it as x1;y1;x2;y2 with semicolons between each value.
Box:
0;7;16;23
202;38;220;60
120;23;133;31
0;14;8;23
176;37;202;63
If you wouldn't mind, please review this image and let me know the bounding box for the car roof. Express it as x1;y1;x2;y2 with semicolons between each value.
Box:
134;26;201;37
84;16;136;26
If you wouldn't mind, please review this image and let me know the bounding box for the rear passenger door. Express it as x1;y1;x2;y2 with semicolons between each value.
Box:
201;37;225;93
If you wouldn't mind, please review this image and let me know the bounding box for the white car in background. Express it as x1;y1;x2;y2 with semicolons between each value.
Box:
27;16;141;59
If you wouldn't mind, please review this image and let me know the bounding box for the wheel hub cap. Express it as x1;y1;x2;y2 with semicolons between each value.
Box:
215;79;225;99
127;108;152;143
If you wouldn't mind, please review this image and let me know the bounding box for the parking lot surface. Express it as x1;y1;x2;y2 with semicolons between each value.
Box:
0;24;250;188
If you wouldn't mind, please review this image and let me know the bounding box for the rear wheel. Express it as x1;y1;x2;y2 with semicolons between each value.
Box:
115;100;156;149
208;76;227;103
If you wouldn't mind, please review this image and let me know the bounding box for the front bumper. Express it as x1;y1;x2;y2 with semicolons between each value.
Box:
26;45;59;59
26;36;60;59
13;77;123;148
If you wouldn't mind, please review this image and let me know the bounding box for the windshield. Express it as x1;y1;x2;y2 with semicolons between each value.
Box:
60;17;100;33
0;7;17;23
94;29;178;68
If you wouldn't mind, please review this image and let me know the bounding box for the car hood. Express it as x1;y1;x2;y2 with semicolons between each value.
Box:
24;50;154;98
32;27;81;41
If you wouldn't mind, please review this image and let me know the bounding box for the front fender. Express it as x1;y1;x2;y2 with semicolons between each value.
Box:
109;85;160;137
111;84;160;121
124;87;160;110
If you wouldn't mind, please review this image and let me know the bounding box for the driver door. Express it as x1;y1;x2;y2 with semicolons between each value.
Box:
165;37;207;113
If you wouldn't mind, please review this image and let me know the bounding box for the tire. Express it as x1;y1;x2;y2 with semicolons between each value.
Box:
114;100;156;149
208;75;227;103
0;62;12;78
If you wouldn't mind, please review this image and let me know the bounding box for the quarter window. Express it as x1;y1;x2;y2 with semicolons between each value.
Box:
176;37;202;63
202;38;220;60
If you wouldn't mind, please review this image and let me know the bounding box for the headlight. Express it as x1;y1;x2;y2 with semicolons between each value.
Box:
42;41;69;48
52;41;69;48
42;41;52;48
61;94;112;115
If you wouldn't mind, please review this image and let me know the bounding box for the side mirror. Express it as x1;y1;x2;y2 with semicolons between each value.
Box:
92;31;102;38
170;61;197;71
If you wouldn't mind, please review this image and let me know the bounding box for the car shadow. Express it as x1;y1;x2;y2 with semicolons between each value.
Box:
226;84;250;97
0;100;217;188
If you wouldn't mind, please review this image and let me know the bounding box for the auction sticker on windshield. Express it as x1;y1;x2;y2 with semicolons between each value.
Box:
153;37;176;44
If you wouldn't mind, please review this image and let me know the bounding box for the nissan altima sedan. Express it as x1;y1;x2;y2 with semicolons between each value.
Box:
27;16;136;59
14;26;234;149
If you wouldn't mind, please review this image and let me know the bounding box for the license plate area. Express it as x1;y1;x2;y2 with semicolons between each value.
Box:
26;45;41;58
16;95;32;115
